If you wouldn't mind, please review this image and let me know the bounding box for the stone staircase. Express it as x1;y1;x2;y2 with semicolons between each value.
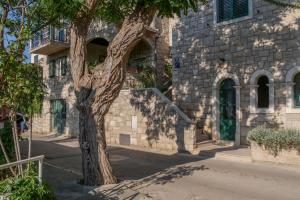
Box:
106;88;197;153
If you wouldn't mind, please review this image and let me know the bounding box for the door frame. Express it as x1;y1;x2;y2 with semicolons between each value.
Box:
212;73;241;145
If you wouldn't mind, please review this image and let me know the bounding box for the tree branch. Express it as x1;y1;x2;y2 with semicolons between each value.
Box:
69;0;103;100
90;7;158;116
0;4;9;49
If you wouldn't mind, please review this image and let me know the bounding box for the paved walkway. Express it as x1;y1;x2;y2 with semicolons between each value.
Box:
20;136;300;200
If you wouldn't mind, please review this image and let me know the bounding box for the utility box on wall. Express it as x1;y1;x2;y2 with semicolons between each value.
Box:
131;115;138;131
119;134;131;146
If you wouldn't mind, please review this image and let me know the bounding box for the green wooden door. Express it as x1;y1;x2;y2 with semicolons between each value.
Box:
219;79;236;141
51;100;66;135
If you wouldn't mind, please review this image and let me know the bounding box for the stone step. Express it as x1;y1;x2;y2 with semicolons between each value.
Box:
195;132;211;143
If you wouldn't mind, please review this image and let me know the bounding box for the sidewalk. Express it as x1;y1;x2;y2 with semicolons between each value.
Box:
194;142;252;163
20;136;300;200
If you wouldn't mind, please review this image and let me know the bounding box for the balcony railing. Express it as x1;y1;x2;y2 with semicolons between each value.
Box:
31;26;69;48
30;26;69;55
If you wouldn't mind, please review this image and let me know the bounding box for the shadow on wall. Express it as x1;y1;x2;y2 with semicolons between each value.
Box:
129;88;196;153
42;67;79;137
172;1;300;142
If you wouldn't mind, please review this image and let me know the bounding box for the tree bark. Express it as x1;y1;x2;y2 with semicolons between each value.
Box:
69;1;157;185
0;4;9;49
28;113;33;158
0;137;17;176
10;112;23;175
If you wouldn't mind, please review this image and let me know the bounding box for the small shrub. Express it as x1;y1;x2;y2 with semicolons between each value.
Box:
0;166;56;200
248;126;300;156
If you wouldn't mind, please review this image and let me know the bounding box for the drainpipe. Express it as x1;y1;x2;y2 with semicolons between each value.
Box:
154;34;159;88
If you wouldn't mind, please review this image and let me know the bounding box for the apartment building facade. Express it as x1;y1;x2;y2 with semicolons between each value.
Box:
31;18;173;138
31;0;300;151
172;0;300;145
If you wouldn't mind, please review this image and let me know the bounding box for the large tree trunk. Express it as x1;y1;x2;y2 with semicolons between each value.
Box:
69;1;156;185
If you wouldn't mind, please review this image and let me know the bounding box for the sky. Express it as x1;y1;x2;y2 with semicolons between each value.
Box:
4;31;31;63
3;6;31;63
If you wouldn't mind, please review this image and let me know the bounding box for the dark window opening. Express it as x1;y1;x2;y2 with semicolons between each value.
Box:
49;60;56;78
293;73;300;108
60;56;68;76
217;0;249;23
49;56;68;78
34;55;39;63
257;76;269;108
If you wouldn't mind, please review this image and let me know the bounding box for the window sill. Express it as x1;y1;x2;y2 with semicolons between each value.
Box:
250;107;274;114
214;15;252;27
286;108;300;114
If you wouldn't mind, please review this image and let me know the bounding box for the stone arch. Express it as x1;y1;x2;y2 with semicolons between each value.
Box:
286;66;300;82
250;70;274;84
126;39;155;88
86;37;110;65
213;73;240;88
212;73;241;145
286;66;300;113
249;70;274;113
87;21;117;42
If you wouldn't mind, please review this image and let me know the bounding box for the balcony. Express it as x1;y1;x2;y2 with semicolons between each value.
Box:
30;27;69;55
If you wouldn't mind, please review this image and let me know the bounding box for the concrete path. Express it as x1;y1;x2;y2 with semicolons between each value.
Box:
20;137;300;200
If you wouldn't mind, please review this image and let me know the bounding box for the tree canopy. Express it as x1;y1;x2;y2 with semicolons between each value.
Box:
30;0;206;29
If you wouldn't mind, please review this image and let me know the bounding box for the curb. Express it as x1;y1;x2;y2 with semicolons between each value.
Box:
213;152;252;163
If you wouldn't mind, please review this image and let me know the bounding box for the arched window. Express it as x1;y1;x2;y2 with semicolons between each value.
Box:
293;73;300;108
250;70;274;113
286;66;300;113
257;76;269;108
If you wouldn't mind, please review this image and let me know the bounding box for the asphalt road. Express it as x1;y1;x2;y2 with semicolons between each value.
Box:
20;138;300;200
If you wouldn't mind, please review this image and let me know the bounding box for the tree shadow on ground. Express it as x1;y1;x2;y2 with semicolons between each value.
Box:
20;139;210;200
91;164;208;200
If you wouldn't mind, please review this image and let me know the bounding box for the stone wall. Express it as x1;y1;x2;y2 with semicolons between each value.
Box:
32;17;173;139
172;0;300;144
32;51;79;137
106;88;196;152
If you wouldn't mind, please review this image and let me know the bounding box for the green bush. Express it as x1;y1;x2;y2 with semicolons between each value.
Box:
0;166;56;200
0;122;14;165
248;126;300;156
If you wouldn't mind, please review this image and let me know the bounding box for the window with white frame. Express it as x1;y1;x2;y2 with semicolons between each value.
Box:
214;0;252;24
286;66;300;113
49;56;68;78
250;70;274;113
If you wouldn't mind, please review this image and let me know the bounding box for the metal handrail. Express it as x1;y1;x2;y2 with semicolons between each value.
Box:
31;26;69;49
0;155;45;183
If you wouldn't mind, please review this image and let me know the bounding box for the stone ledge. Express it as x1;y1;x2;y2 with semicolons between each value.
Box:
250;141;300;166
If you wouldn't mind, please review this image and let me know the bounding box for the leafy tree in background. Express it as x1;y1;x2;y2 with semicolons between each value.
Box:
30;0;208;186
0;0;44;175
1;0;298;187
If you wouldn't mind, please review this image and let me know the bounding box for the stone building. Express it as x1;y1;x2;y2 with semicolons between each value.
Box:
172;0;300;145
31;0;300;152
30;17;198;152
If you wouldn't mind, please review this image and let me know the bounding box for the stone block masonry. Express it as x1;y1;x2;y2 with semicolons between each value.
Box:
32;16;174;142
106;88;196;153
172;0;300;145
